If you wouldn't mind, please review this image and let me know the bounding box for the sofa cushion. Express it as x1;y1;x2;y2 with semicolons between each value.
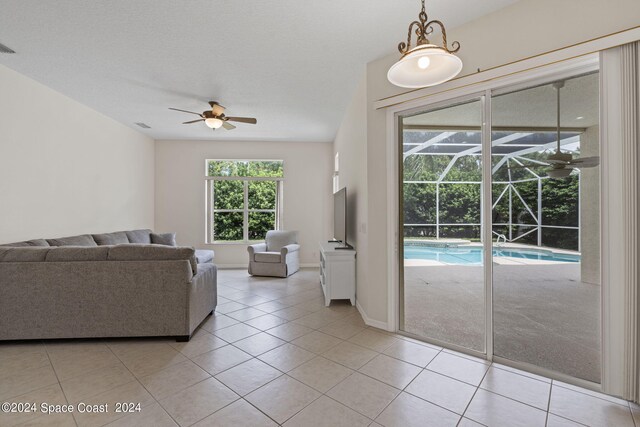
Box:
151;232;177;246
126;229;152;244
47;234;97;247
195;249;214;264
0;241;30;247
108;244;197;275
46;246;110;262
0;239;50;247
254;252;282;263
265;230;298;252
92;231;129;246
0;247;50;262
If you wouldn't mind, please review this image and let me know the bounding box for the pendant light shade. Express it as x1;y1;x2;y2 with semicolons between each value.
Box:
388;0;462;89
387;44;463;88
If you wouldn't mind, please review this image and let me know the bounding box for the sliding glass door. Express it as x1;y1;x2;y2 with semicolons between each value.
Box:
399;70;601;383
491;73;601;382
400;96;486;354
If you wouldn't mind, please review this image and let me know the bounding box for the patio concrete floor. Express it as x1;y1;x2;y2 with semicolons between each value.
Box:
403;262;601;383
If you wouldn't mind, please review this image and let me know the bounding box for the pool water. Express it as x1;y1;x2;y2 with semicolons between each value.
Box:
404;245;580;265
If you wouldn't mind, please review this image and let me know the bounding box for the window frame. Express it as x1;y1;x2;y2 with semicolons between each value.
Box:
205;161;284;244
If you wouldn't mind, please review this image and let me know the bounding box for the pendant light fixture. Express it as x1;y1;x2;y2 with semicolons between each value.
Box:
388;0;463;88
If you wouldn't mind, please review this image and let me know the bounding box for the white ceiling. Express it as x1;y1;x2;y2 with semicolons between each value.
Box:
0;0;519;142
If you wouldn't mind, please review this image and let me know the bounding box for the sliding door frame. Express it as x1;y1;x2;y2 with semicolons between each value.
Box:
388;54;605;390
395;92;490;359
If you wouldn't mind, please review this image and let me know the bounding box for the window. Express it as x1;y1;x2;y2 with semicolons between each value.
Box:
206;160;284;243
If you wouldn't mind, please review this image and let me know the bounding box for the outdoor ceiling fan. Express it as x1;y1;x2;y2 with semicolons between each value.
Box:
510;81;599;179
169;101;257;131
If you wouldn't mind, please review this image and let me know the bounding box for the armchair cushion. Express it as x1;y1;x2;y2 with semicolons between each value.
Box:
265;230;299;252
254;252;282;263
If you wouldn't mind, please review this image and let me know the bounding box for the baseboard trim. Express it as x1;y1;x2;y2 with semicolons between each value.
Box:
216;264;248;269
217;263;319;269
356;301;390;331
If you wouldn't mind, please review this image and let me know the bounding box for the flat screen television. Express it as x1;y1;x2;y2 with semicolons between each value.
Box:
332;187;350;249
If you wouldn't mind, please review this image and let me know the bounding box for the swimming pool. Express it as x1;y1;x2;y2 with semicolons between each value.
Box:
404;245;580;264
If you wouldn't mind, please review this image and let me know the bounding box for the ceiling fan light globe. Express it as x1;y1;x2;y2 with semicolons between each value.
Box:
387;45;462;88
205;118;224;129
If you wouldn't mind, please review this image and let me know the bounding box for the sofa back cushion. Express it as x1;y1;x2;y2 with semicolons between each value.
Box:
151;232;177;246
46;246;110;262
92;231;129;246
0;239;50;247
47;234;97;247
266;230;298;252
0;247;50;262
126;229;152;244
108;244;197;275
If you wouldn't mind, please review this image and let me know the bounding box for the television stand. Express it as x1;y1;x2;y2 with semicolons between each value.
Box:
319;241;356;306
335;243;353;250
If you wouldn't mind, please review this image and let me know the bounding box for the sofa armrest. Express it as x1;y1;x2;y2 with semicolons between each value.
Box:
248;243;267;260
281;244;300;256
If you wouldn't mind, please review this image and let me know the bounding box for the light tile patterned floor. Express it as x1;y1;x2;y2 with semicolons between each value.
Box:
0;268;637;427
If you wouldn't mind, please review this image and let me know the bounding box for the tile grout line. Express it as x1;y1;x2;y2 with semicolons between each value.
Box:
103;340;190;427
458;358;493;426
338;346;449;424
551;380;631;407
490;362;552;384
544;379;554;427
41;341;80;427
5;269;630;427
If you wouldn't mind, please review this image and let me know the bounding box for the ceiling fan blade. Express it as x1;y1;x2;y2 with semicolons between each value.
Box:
570;156;600;168
209;102;226;116
507;164;550;170
169;107;204;117
222;121;236;130
545;159;571;165
183;119;205;124
226;116;257;124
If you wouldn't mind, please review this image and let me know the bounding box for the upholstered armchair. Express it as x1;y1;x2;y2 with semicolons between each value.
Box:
248;230;300;277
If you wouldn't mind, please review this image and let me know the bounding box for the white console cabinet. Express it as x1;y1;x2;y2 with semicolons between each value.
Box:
319;241;356;306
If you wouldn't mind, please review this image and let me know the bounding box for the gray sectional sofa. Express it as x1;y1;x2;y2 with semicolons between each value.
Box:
0;229;217;342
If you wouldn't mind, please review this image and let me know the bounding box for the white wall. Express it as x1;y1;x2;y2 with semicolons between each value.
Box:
155;140;333;266
0;64;155;243
359;0;640;324
332;70;369;310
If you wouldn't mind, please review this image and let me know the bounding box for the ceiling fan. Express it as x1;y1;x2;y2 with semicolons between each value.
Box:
169;101;257;131
510;81;599;179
